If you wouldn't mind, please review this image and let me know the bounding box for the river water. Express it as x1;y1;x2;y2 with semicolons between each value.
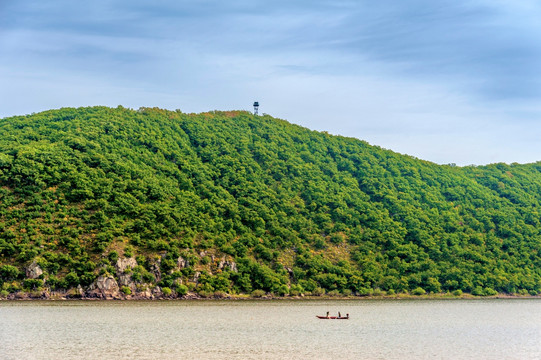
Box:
1;299;540;359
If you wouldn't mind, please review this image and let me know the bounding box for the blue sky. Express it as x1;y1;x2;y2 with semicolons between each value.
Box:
1;0;541;165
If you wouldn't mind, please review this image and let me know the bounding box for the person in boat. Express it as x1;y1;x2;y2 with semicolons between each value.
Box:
326;311;330;319
338;312;341;318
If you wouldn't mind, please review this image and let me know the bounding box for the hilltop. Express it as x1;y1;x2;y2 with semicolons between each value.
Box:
1;106;540;299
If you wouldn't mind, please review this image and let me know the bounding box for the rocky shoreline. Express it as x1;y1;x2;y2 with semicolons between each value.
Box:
2;289;539;301
3;257;540;301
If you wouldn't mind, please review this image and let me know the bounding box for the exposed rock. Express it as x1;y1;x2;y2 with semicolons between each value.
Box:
218;257;238;272
138;286;153;299
285;267;294;277
118;273;133;287
25;260;43;279
116;257;137;273
113;257;138;292
150;259;161;282
87;275;120;299
13;292;29;300
177;256;189;269
152;286;163;297
184;292;199;300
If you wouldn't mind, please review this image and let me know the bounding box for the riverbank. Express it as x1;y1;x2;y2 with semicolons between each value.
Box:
2;289;539;301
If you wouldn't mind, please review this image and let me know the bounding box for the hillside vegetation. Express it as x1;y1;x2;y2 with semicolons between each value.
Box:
1;106;540;298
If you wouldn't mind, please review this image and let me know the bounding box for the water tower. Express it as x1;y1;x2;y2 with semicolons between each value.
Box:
253;101;259;115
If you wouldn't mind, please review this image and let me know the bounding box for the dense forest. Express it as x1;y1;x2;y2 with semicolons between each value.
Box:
1;106;540;299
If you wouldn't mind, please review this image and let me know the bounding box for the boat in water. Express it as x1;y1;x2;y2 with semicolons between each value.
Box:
316;312;349;320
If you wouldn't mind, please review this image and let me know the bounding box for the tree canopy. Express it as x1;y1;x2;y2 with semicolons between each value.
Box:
1;106;540;297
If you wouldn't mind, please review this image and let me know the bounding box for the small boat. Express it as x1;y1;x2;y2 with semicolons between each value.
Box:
316;313;349;320
316;315;337;319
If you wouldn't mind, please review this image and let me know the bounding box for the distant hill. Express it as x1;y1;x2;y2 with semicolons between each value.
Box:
1;106;540;299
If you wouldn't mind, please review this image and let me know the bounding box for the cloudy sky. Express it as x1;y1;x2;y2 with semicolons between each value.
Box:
1;1;541;165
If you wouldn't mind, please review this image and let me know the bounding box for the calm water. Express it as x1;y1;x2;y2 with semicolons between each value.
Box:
1;299;540;359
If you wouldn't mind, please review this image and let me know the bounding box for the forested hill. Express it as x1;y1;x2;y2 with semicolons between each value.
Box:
1;106;540;299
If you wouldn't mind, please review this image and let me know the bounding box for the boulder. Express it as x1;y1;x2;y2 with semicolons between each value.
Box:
177;256;190;269
116;257;137;274
118;273;133;287
25;260;43;279
113;257;137;292
138;286;153;299
152;286;163;298
149;258;161;282
88;275;120;299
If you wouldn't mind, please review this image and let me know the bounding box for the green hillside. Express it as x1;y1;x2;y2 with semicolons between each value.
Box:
1;106;540;298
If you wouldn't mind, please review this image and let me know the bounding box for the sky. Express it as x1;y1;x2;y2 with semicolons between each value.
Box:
1;0;541;165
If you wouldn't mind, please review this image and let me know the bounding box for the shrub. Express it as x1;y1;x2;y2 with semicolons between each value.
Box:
314;238;326;250
220;245;236;256
213;290;227;298
251;289;266;298
161;287;172;296
298;279;317;292
23;278;43;290
312;287;326;296
412;287;426;296
330;233;343;245
160;258;176;273
159;278;175;289
472;286;485;296
121;286;132;295
0;265;19;281
80;272;97;286
200;256;211;265
484;287;498;296
124;246;133;258
7;282;20;293
186;282;196;291
135;255;146;266
198;290;213;298
64;272;80;287
357;287;373;297
108;251;119;263
290;284;304;296
142;272;155;283
327;289;341;297
176;284;188;296
276;284;289;296
452;289;463;296
47;275;60;290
